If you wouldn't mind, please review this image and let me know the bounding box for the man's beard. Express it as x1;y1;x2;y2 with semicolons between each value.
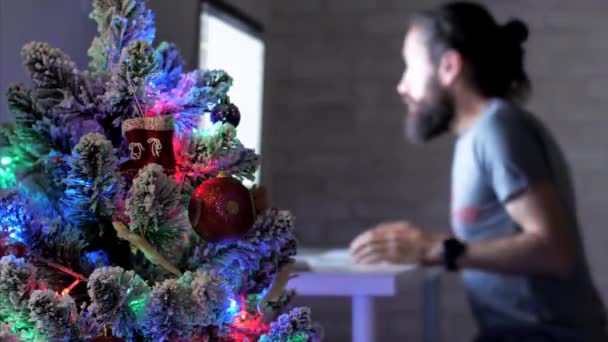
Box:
403;76;455;144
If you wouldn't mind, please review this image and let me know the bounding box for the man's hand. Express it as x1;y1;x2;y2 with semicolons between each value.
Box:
348;221;448;266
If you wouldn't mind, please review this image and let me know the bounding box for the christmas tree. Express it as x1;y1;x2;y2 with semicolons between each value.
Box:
0;0;320;341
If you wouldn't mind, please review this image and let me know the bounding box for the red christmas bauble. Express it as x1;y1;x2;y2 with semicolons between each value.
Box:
188;175;255;242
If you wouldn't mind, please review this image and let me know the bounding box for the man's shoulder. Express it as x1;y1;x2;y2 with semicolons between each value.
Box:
478;100;530;131
472;100;540;146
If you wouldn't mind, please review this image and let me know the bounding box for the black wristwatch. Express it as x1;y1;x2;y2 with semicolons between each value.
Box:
441;238;467;271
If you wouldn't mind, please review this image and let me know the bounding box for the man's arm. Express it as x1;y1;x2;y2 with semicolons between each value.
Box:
349;182;578;277
440;181;577;276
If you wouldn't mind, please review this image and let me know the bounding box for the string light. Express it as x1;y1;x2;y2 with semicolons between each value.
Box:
228;298;239;314
36;257;88;297
227;296;270;341
61;279;81;296
0;157;11;166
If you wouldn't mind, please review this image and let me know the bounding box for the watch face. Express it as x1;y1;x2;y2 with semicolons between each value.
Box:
443;238;465;271
447;238;462;250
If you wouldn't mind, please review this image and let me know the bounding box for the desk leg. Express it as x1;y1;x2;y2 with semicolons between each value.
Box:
423;269;441;342
352;295;374;342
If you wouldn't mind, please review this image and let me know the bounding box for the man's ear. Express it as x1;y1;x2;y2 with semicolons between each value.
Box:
438;49;464;87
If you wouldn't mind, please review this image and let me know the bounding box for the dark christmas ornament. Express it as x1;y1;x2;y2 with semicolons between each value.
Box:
188;174;255;242
210;103;241;127
0;242;28;258
90;326;125;342
120;115;176;177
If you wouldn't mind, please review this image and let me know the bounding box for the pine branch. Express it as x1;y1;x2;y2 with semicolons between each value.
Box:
151;42;184;91
28;290;81;341
179;122;260;181
0;124;45;176
4;84;51;168
0;323;21;342
26;222;94;303
0;191;32;241
0;191;102;302
259;307;318;342
19;43;102;154
87;266;150;340
20;42;98;116
189;270;234;328
88;0;156;72
223;148;260;182
188;122;238;165
149;70;233;134
0;189;65;248
142;276;194;341
100;40;157;130
6;83;41;123
20;42;78;114
39;152;71;210
62;133;122;232
0;256;36;321
141;270;234;341
125;164;188;264
192;210;298;295
0;256;42;341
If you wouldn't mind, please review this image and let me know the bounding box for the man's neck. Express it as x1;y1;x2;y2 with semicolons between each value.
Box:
452;92;491;136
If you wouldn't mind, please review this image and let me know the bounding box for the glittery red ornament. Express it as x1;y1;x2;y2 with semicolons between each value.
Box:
188;175;255;242
210;103;241;127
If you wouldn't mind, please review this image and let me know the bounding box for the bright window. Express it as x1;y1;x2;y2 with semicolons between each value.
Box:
199;2;265;187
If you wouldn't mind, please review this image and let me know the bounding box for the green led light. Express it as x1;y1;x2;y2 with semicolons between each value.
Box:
0;157;11;166
127;295;148;317
287;333;309;342
0;168;17;189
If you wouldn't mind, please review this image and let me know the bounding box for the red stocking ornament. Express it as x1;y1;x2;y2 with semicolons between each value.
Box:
120;115;176;177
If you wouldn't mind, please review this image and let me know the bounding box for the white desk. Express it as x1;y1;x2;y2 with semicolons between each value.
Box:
289;249;441;342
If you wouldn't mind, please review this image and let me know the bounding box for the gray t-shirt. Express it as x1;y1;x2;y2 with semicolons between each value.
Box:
451;98;607;340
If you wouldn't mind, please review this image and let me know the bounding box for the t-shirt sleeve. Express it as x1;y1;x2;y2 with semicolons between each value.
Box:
478;113;550;203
